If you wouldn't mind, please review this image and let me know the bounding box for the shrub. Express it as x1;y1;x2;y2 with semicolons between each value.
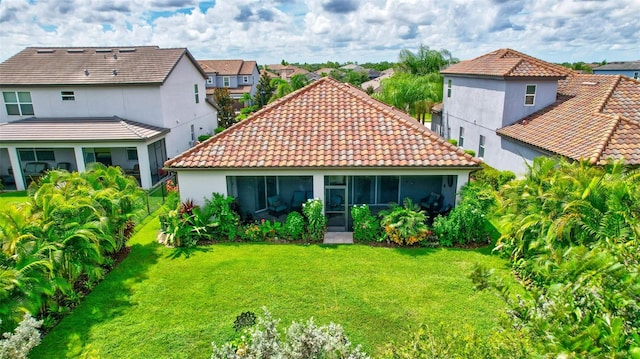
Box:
240;220;282;242
198;134;212;142
351;204;382;242
233;311;257;332
447;138;458;146
214;127;225;134
379;198;430;245
472;163;515;190
282;211;305;240
302;199;326;242
464;149;476;156
211;308;370;359
432;182;494;246
0;314;43;359
203;193;240;241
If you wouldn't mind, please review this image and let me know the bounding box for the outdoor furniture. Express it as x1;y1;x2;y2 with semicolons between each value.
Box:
267;195;288;216
24;162;49;184
55;162;71;171
420;192;443;216
290;191;307;212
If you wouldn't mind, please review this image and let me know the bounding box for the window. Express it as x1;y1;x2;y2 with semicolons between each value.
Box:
190;124;195;141
206;76;213;85
634;72;639;80
61;91;75;101
18;148;55;162
447;79;452;98
524;84;536;106
3;91;34;115
243;76;249;83
458;127;465;147
478;135;486;158
223;76;230;87
194;84;199;103
127;148;138;161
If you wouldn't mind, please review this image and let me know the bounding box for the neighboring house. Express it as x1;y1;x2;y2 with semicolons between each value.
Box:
361;68;394;93
593;61;640;79
314;67;338;77
266;64;297;80
0;46;218;190
433;48;640;175
340;64;380;79
165;77;480;232
198;59;260;100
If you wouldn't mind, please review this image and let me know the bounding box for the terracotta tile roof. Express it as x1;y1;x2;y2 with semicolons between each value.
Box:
498;75;640;165
0;46;204;85
0;117;169;142
165;77;480;169
198;59;257;75
441;48;575;78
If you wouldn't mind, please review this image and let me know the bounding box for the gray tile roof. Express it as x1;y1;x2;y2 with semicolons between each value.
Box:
594;61;640;71
0;117;169;142
0;46;206;85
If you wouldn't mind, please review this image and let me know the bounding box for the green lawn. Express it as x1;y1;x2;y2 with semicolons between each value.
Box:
0;190;28;207
31;217;517;358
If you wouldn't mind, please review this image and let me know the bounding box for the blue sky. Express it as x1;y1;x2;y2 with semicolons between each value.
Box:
1;0;638;65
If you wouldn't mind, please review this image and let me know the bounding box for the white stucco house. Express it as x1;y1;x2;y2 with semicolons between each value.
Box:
431;48;640;175
0;46;218;190
165;77;481;232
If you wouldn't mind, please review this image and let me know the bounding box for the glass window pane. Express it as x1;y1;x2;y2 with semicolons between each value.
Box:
352;176;374;204
20;104;34;115
3;92;17;102
400;176;441;204
5;104;20;115
18;150;36;162
35;150;55;161
266;176;277;197
17;92;32;102
526;85;536;94
378;176;399;204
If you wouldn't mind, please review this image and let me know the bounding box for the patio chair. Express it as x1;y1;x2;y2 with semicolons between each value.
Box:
420;192;443;216
267;195;288;216
290;191;306;212
55;162;71;171
24;162;49;184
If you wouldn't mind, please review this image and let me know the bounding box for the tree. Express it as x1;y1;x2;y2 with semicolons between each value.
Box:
239;93;252;107
289;74;309;91
253;71;274;108
214;88;236;129
269;78;293;102
373;72;443;119
397;44;458;75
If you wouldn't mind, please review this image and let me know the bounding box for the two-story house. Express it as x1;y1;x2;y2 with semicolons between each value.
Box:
198;60;260;102
0;46;218;190
432;48;640;175
593;61;640;79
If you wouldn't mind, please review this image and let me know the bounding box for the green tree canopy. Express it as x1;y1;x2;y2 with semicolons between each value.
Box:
214;88;236;129
397;44;458;75
253;71;274;108
373;72;443;120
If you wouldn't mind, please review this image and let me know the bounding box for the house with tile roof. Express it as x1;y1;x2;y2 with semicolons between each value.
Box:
432;48;640;175
593;61;640;79
165;77;480;232
198;59;260;101
0;46;218;190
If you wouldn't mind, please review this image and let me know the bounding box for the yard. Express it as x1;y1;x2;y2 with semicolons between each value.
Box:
30;215;518;358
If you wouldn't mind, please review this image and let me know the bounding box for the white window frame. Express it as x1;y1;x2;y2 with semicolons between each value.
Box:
634;72;638;80
3;91;34;116
524;84;536;106
194;84;199;104
458;126;464;147
478;135;486;158
223;76;230;87
447;79;452;98
243;76;249;83
206;76;214;85
61;91;75;101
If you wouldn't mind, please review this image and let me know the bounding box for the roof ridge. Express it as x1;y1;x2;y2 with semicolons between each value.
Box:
597;75;622;113
119;117;146;139
592;114;622;164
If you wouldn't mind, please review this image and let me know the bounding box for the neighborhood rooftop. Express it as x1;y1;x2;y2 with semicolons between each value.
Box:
0;46;205;85
441;48;575;78
165;77;480;169
0;117;169;142
498;74;640;165
198;59;257;75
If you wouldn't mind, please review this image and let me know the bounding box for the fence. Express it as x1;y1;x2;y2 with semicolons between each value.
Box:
145;173;176;215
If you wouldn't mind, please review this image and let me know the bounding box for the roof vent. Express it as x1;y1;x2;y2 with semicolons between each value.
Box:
67;49;85;53
36;49;55;53
113;53;118;60
84;69;89;76
96;48;112;53
112;69;118;76
581;81;598;86
118;48;137;53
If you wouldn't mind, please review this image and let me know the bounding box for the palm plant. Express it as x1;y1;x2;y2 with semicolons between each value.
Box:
380;198;430;245
269;78;293;102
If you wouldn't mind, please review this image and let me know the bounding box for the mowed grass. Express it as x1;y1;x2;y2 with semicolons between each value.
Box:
32;217;517;358
0;190;28;207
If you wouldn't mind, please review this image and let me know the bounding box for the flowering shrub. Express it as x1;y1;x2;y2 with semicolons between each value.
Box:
0;314;42;359
379;198;430;245
302;199;326;242
241;219;282;242
211;308;370;359
351;204;382;242
282;211;305;240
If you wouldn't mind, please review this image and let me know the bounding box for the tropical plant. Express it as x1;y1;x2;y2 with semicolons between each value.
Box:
203;193;240;241
281;211;305;240
472;163;515;191
211;308;370;359
214;87;236;129
351;204;382;242
269;78;293;102
239;92;253;107
289;74;309;90
379;198;430;245
373;72;443;117
302;199;326;242
396;44;458;75
0;314;43;359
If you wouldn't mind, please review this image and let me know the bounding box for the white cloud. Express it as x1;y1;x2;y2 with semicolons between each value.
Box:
0;0;638;64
